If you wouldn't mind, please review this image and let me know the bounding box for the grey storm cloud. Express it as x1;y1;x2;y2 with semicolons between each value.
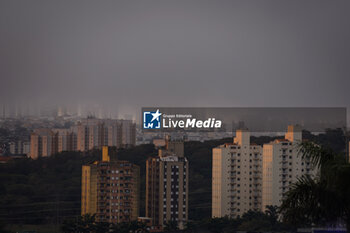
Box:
0;0;349;116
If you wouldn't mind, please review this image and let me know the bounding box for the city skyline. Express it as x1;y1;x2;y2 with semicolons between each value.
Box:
0;0;349;232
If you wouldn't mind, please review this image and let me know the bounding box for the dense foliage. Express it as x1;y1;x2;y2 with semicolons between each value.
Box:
280;139;350;230
61;206;291;233
61;214;148;233
184;206;292;233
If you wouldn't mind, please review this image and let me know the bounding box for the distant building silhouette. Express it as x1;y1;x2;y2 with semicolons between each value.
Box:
29;118;136;159
30;129;57;159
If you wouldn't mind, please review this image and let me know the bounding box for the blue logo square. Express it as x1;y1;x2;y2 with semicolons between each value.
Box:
143;109;162;129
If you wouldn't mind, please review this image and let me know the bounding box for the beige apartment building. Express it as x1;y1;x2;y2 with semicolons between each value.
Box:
212;129;262;218
9;140;30;155
81;146;140;223
29;119;136;159
213;126;318;218
30;129;57;159
76;119;136;152
77;120;104;152
146;138;188;229
262;125;317;211
52;128;77;153
30;128;77;159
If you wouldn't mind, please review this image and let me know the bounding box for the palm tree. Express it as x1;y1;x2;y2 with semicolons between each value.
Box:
265;205;278;225
62;214;97;233
280;141;350;231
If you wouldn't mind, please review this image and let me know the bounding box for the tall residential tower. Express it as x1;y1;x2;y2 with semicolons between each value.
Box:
212;129;262;218
81;146;140;223
30;129;57;159
146;138;188;229
262;125;317;210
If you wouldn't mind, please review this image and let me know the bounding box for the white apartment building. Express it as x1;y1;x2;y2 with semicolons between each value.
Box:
212;129;262;218
262;125;317;211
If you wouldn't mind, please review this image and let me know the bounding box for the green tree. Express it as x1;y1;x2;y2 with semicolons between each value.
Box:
237;210;271;232
109;221;148;233
200;217;238;233
264;205;278;226
280;141;350;230
62;214;104;233
92;221;109;233
164;220;179;232
0;220;11;233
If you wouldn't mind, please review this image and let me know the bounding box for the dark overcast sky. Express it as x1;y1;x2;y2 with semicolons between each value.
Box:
0;0;349;116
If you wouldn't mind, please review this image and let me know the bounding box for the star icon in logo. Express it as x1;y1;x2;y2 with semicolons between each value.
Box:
150;109;161;122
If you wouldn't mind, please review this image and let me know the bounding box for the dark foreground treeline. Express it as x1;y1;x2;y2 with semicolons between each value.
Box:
0;129;345;230
59;206;291;233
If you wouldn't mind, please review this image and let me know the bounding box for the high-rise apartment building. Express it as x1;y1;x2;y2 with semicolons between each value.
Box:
212;129;262;218
212;126;318;218
9;141;30;155
146;138;188;229
29;118;136;159
81;146;140;223
262;125;317;211
30;128;77;159
30;129;58;159
76;119;136;152
52;129;77;153
76;118;103;152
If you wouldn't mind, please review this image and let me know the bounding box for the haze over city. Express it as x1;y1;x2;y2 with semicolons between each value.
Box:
1;0;350;118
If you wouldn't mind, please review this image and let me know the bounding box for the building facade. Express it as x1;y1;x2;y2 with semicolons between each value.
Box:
262;125;317;211
81;146;140;223
146;139;188;229
9;141;30;155
30;129;57;159
76;119;136;152
52;128;77;153
29;118;136;159
212;129;262;218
